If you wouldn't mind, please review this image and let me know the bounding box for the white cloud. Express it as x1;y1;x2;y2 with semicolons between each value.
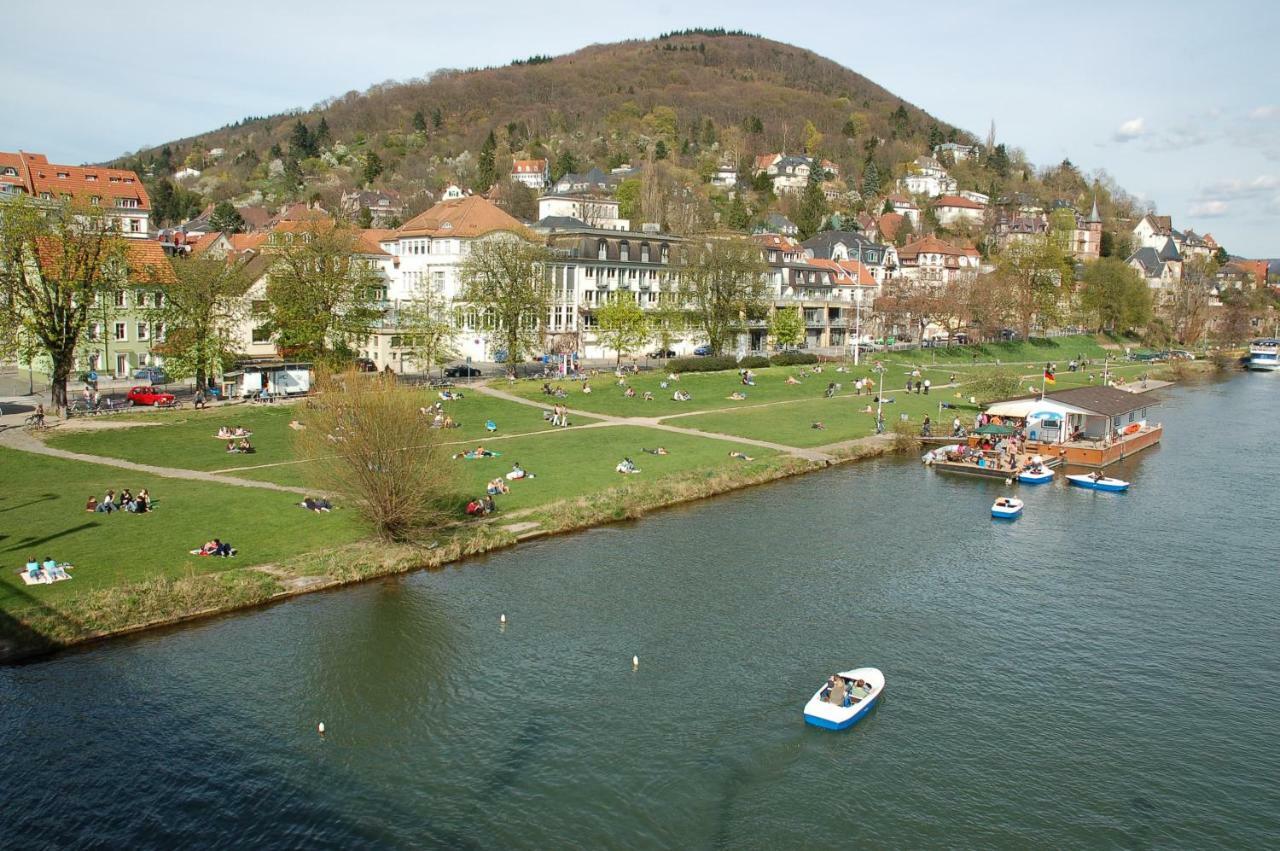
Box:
1199;175;1280;199
1113;117;1146;142
1189;200;1230;217
1249;105;1278;120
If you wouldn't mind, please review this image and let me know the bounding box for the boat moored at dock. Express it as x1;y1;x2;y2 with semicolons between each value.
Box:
1247;339;1280;372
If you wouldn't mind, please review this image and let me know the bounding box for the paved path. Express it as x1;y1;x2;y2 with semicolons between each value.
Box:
473;383;836;463
0;418;311;494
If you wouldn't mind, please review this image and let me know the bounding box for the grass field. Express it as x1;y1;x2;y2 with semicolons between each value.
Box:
0;447;366;621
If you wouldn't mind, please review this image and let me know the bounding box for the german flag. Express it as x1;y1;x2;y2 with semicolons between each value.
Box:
1044;367;1056;384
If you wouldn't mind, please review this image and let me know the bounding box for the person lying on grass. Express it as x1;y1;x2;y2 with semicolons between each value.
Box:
642;447;669;456
785;375;801;385
300;497;333;512
672;390;691;402
729;451;755;461
728;391;747;401
190;539;235;557
506;462;533;480
811;421;826;430
615;457;640;474
624;387;636;398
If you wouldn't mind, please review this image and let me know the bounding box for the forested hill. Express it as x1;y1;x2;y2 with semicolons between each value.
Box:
112;31;982;225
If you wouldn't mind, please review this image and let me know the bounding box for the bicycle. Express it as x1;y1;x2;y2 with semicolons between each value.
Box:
23;413;49;429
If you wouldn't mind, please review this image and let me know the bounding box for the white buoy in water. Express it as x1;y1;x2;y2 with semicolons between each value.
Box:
632;655;639;670
318;722;325;736
500;613;507;624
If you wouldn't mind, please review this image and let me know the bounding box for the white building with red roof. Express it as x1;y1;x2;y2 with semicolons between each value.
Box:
1;150;152;237
896;236;981;287
511;158;549;190
933;194;987;228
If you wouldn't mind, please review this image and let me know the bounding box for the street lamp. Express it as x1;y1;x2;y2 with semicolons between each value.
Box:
874;362;886;434
852;288;864;367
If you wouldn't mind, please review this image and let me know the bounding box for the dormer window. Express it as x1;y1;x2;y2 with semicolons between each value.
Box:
597;239;608;260
91;196;101;206
56;171;69;179
109;176;120;183
640;243;650;262
619;241;629;262
39;192;52;200
660;244;669;264
2;167;16;176
85;174;97;181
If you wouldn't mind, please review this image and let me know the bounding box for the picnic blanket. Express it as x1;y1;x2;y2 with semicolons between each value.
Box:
18;565;74;586
460;451;501;460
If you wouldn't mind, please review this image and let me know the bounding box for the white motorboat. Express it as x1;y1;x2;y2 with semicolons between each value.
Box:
803;667;884;730
991;497;1023;518
1066;473;1130;492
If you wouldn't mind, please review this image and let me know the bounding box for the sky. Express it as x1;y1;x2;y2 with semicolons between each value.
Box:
4;1;1277;257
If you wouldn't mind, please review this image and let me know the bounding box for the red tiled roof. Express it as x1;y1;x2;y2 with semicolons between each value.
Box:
396;195;528;239
511;159;547;174
878;212;905;242
1;150;149;210
898;236;978;260
836;259;876;287
934;194;985;210
188;232;223;256
228;232;268;253
754;153;780;171
753;232;799;251
1227;259;1269;284
35;236;174;283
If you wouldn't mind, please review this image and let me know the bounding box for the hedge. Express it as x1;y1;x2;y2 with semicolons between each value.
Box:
738;355;770;369
769;351;819;366
668;355;739;373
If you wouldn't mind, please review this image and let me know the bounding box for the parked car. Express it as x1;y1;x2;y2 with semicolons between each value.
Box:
134;367;168;384
444;364;482;378
648;348;677;359
692;344;712;356
126;386;175;406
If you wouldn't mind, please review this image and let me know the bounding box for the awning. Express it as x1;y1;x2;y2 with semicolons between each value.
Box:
984;398;1090;418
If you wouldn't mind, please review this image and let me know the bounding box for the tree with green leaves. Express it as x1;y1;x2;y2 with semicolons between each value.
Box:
264;222;384;365
861;161;880;197
363;151;384;186
745;115;764;134
209;201;245;234
459;235;552;369
356;206;374;229
150;253;252;389
595;293;650;363
552;149;578;182
615;178;641;223
1080;257;1152;332
1213;245;1229;265
678;236;767;356
795;166;829;240
725;192;751;230
768;305;804;350
0;197;130;410
431;107;443;129
290;120;315;159
392;286;457;372
654;140;669;160
928;124;945;149
994;235;1071;339
649;300;688;355
476;130;498;190
315;116;331;147
412;110;427;133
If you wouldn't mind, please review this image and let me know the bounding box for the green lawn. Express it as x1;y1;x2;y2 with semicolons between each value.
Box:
45;393;576;477
0;446;365;621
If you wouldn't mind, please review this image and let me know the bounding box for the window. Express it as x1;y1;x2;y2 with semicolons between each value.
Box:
154;323;166;342
114;322;127;341
88;323;102;341
251;326;272;343
640;243;650;262
136;322;149;341
432;270;445;291
116;198;139;208
91;196;101;206
598;239;608;260
130;219;141;233
115;290;128;308
619;241;629;262
153;292;164;308
660;244;669;264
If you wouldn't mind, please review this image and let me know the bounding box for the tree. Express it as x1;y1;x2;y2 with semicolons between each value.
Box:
263;222;384;365
1213;245;1229;265
356;206;374;229
861;161;880;197
393;287;457;372
362;151;384;186
794;167;829;240
725;192;751;230
492;178;537;222
476;130;498;190
928;124;945;149
654;140;669;160
294;369;456;541
994;236;1071;339
290;120;315;159
412;110;427;133
431;107;443;129
315;116;331;147
745;115;764;134
595;293;650;363
768;306;804;350
803;120;823;155
1080;257;1151;332
459;235;552;368
615;178;641;223
0;198;130;410
678;236;767;356
552;149;578;182
209;201;245;234
150;253;251;389
1218;286;1267;344
1166;256;1217;346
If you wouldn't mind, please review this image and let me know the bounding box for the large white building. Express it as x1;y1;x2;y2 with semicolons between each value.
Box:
510;159;549;190
0;150;152;237
537;194;629;230
899;156;958;198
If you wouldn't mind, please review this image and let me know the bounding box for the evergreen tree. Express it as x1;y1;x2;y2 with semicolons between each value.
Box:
315;116;331;147
151;179;176;226
552;149;578;182
290;120;315;159
987;144;1011;177
700;118;717;147
891;104;910;137
795;167;829;240
412;110;427;133
476;130;498;190
861;161;880;197
269;143;283;161
725;192;751;230
654;140;669;160
746;115;764;134
363;152;384;186
928;123;945;149
842;118;858;138
209;200;245;233
431;107;443;129
356;206;374;229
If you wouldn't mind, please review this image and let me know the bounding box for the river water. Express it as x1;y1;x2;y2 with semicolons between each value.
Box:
2;376;1277;849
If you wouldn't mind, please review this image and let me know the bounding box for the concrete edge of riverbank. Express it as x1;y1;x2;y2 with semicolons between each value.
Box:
0;434;896;664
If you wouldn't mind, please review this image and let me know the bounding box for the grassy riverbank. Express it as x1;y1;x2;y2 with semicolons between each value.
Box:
1;334;1168;659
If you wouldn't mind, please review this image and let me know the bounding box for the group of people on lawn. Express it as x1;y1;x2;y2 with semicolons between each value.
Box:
87;488;152;514
216;425;255;454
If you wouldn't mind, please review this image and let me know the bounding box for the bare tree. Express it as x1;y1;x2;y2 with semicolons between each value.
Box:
678;236;767;355
293;369;457;541
150;253;252;389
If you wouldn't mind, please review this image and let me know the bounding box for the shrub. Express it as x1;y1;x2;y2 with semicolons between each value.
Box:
668;355;739;373
889;418;921;453
738;355;770;369
769;351;819;366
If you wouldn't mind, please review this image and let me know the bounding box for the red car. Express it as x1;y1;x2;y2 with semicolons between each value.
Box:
127;386;176;406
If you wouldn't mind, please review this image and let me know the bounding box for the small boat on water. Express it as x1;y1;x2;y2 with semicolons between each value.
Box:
1018;456;1053;484
803;667;884;731
1247;338;1280;372
991;497;1023;518
1067;473;1130;492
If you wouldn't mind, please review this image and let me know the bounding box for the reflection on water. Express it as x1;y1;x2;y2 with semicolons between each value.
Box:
2;376;1279;848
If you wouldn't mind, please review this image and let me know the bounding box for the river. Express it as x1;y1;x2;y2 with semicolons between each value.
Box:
2;375;1277;848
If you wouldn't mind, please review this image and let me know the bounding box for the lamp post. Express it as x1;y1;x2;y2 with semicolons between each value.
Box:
874;362;886;434
852;288;864;367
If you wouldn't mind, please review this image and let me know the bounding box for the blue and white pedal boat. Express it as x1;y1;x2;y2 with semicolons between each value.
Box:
1018;467;1054;484
803;667;884;731
1066;474;1130;492
991;497;1023;519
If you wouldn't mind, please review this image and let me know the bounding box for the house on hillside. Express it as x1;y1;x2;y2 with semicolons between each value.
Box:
340;189;404;226
537;194;629;230
1133;213;1174;251
801;230;897;285
753;153;838;195
74;241;177;378
878;213;906;244
933;194;986;228
0;150;152;237
933;142;979;162
884;195;921;228
759;212;799;237
1215;259;1270;292
1127;246;1178;291
511;158;549;190
553;167;615;194
711;162;739;188
895;236;980;288
899;156;957;198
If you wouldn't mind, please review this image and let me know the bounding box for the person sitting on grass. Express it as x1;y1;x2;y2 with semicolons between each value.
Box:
85;495;98;513
642;447;669;456
191;539;235;557
811;421;826;430
672;389;691;402
96;489;117;513
667;372;679;382
217;425;233;438
300;497;333;512
465;498;484;516
624;386;636;398
728;391;746;401
482;495;496;514
119;489;134;510
741;370;756;386
729;451;755;461
824;382;837;398
541;382;554;395
237;437;255;454
507;462;532;480
129;488;151;513
615;457;640;474
642;391;654;401
487;478;510;495
785;375;801;385
233;425;250;437
581;382;592;394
